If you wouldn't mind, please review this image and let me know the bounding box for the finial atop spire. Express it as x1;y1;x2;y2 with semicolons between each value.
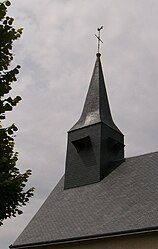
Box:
95;26;103;54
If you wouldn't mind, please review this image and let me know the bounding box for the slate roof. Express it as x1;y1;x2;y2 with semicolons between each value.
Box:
12;151;158;248
70;53;121;133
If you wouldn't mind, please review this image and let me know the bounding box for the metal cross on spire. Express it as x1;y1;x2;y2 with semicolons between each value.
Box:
95;26;103;54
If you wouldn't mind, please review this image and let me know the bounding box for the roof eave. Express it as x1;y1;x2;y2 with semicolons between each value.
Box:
10;226;158;249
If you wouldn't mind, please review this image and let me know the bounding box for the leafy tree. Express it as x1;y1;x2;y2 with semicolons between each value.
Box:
0;0;34;226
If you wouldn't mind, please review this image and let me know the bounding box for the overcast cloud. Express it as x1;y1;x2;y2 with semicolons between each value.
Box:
1;0;158;248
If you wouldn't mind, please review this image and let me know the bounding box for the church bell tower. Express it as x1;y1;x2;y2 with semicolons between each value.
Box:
64;28;124;189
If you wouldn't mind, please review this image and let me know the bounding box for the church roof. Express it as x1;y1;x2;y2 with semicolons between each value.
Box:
70;53;121;133
11;151;158;248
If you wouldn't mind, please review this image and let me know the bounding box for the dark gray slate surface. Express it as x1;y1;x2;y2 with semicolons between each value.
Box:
64;53;124;189
70;53;121;133
13;151;158;247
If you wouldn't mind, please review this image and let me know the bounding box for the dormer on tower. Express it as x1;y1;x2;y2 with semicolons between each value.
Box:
64;53;124;189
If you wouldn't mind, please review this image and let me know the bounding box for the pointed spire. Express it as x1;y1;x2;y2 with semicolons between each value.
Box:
70;53;121;133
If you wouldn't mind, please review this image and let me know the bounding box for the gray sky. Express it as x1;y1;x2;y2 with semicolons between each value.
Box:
1;0;158;248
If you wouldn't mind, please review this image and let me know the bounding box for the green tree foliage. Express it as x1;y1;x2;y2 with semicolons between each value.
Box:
0;0;34;226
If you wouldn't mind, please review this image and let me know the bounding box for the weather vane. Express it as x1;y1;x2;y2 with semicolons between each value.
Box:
95;26;103;53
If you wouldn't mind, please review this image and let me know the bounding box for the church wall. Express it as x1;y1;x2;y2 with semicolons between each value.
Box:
31;232;158;249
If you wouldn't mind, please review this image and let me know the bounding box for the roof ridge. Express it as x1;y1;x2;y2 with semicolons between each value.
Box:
126;150;158;160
